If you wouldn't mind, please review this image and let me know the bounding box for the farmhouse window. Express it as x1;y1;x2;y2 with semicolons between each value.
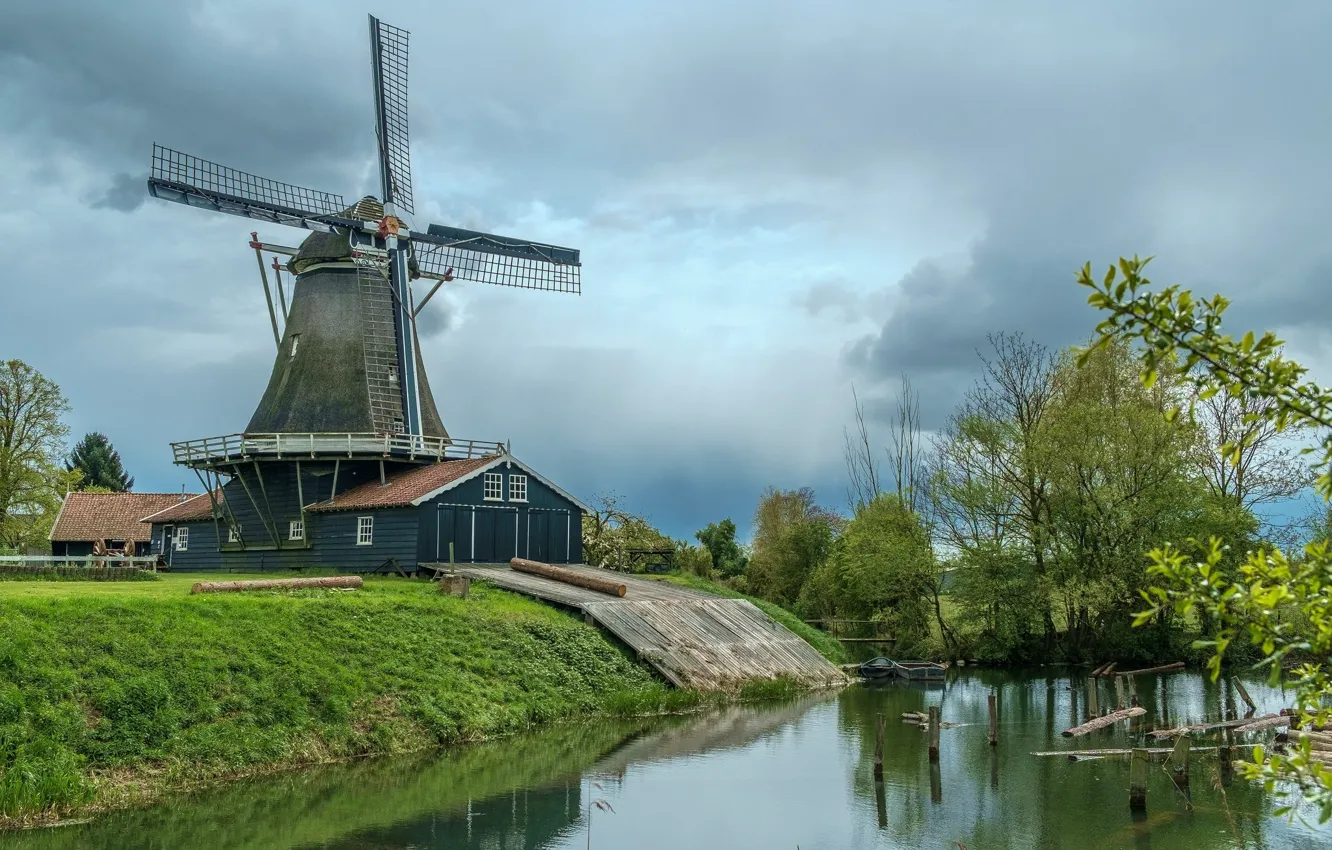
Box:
174;527;189;551
483;472;503;501
509;474;528;503
289;520;304;540
228;525;241;544
356;516;374;546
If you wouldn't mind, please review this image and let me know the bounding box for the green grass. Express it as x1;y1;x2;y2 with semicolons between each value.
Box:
0;572;836;826
650;573;849;664
0;576;681;824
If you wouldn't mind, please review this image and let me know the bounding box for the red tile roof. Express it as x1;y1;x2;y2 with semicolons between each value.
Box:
307;456;499;512
139;490;221;524
50;492;198;543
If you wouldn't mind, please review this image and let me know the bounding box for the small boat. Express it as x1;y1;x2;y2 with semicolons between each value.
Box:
857;657;947;682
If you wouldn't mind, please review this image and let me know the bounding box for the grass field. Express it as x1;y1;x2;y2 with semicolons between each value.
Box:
0;570;823;826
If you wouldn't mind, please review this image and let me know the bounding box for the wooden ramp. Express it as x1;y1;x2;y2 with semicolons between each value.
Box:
450;564;846;692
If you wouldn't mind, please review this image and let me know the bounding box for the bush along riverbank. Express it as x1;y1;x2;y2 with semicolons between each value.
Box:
0;574;825;827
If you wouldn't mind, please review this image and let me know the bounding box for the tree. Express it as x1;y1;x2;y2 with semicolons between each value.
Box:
843;385;882;513
580;493;672;571
929;334;1061;648
67;432;134;492
746;488;840;607
695;518;746;578
800;494;938;653
0;360;71;551
1080;255;1332;818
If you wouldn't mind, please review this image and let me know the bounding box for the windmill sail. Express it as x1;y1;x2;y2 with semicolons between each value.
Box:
412;226;582;293
368;16;413;214
147;145;353;231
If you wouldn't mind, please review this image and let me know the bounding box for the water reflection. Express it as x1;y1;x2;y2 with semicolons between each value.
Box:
8;670;1330;850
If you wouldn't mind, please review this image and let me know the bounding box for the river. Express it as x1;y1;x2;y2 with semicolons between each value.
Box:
7;669;1330;849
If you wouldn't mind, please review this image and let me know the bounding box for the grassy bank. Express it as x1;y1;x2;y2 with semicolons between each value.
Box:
0;574;742;826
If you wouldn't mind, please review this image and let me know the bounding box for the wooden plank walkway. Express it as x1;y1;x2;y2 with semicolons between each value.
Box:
450;563;846;692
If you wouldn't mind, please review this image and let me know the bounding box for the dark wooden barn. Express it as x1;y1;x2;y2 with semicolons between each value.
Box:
141;451;588;573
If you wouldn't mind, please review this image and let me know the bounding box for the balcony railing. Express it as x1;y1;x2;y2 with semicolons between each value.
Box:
170;432;507;467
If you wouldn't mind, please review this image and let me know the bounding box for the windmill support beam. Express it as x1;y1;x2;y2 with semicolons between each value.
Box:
231;463;280;550
250;461;282;550
193;467;225;553
251;232;282;348
413;277;447;317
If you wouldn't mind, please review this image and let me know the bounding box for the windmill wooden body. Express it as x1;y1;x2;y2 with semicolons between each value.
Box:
140;16;588;573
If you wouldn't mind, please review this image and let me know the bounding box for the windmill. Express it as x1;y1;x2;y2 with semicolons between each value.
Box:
144;15;582;560
148;15;580;441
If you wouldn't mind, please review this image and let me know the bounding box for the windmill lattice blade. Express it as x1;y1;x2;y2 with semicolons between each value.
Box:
368;16;413;215
411;225;581;294
148;144;353;231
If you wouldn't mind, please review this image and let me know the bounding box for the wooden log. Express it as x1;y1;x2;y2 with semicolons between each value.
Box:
873;713;885;781
1289;729;1332;746
1062;707;1146;737
1113;661;1185;676
191;576;363;594
1096;662;1118;678
1129;748;1149;810
928;706;940;761
988;693;998;746
1086;677;1099;718
509;558;627;597
1032;746;1221;759
1089;661;1113;677
1234;715;1290;734
1148;714;1279;740
1232;676;1256;713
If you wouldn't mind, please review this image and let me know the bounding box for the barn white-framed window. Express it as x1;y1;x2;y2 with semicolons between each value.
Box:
289;520;304;541
356;516;374;546
392;418;404;434
483;471;503;501
174;527;189;552
509;474;528;503
227;524;242;544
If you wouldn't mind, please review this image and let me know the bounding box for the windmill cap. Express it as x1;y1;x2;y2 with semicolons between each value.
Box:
288;197;388;275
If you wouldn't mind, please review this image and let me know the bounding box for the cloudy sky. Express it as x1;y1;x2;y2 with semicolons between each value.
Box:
3;1;1330;539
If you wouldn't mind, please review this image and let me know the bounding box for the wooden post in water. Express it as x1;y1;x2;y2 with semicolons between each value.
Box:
1114;676;1126;710
1128;675;1139;708
873;713;885;781
1168;733;1191;788
1220;727;1234;787
1086;677;1099;718
988;693;998;746
928;706;941;762
929;759;943;804
1232;676;1256;714
1129;748;1149;811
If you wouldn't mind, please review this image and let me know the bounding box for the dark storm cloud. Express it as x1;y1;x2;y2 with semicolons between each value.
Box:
4;0;1331;534
91;172;146;212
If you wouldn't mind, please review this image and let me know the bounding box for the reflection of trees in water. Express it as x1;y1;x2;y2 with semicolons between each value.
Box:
316;783;583;850
841;670;1311;850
